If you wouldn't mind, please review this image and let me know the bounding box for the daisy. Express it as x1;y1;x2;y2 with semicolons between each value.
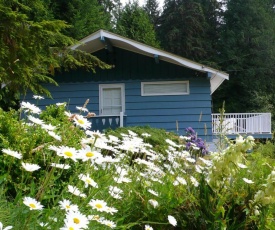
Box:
59;199;79;212
89;199;107;212
60;221;81;230
78;146;102;162
2;148;22;159
73;115;91;130
39;222;48;227
148;199;159;208
109;186;123;199
23;197;43;210
58;146;79;162
107;135;120;143
128;130;138;137
33;95;44;100
148;189;159;197
86;130;105;139
243;178;254;184
190;176;199;187
51;163;70;169
175;176;187;185
198;157;212;166
141;133;151;137
64;210;89;229
102;220;116;228
78;174;98;188
68;185;87;198
114;176;132;183
105;206;118;215
41;123;56;131
165;139;179;147
21;162;40;172
145;225;153;230
56;102;67;106
0;222;13;230
27;115;44;125
237;163;248;169
186;157;196;163
47;131;62;141
168;215;177;226
87;215;104;222
20;101;41;114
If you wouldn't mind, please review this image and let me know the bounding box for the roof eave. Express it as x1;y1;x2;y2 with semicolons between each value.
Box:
70;30;229;93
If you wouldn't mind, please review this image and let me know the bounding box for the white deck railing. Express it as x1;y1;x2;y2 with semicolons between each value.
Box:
212;113;272;134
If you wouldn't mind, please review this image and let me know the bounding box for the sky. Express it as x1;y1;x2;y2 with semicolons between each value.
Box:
121;0;165;8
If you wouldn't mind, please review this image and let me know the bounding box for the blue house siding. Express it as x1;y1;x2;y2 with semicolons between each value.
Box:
23;47;213;138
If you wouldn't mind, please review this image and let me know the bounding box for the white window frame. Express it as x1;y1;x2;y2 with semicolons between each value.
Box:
141;81;189;96
99;84;125;116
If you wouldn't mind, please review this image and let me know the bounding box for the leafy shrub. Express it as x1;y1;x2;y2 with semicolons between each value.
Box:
0;99;275;229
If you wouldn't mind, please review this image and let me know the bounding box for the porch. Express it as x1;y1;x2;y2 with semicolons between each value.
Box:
212;113;272;138
89;112;126;132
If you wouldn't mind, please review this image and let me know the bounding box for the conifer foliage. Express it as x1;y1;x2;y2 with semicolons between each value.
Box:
0;0;110;109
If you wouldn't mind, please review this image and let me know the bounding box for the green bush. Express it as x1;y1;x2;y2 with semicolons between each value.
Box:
0;100;275;229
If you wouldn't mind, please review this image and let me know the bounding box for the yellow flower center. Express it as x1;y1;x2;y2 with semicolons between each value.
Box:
78;119;85;125
69;227;74;230
64;151;73;157
93;215;100;220
95;203;103;209
85;179;91;184
73;218;80;224
29;203;36;209
86;152;94;157
66;205;70;209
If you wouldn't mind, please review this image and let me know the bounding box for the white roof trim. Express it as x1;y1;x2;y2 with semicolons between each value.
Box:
71;29;229;94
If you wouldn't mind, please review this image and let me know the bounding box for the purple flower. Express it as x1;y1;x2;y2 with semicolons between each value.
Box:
185;127;196;136
186;142;192;150
184;127;209;156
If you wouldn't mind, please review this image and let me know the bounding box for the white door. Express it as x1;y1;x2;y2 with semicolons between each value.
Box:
99;84;125;115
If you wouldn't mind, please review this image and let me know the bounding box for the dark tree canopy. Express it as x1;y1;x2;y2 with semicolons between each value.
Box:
143;0;161;30
0;0;110;109
157;0;222;64
213;0;275;113
115;1;160;48
48;0;111;40
1;0;275;122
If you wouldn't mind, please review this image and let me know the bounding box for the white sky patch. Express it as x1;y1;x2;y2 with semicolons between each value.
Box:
120;0;164;8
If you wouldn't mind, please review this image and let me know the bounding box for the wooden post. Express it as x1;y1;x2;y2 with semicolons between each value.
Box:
120;112;124;127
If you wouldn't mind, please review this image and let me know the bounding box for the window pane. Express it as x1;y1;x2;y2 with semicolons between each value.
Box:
102;87;122;115
142;81;188;96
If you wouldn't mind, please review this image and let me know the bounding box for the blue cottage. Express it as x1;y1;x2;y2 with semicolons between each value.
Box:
25;29;230;140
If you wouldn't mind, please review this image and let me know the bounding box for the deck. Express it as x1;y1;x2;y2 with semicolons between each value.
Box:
212;113;272;138
88;112;272;139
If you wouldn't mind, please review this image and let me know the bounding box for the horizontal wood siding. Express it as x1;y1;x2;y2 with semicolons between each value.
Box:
23;47;212;138
124;80;212;137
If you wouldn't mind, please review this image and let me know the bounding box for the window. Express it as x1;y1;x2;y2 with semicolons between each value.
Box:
141;81;189;96
99;84;125;116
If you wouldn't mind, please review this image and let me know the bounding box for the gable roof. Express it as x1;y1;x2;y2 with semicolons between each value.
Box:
70;29;229;94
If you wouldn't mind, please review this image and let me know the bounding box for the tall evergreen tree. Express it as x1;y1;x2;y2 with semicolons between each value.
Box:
143;0;161;30
0;0;110;109
48;0;111;40
158;0;220;63
212;0;275;113
115;1;160;47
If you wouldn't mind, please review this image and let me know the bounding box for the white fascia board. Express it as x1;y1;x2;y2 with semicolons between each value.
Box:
210;75;225;94
70;30;105;50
